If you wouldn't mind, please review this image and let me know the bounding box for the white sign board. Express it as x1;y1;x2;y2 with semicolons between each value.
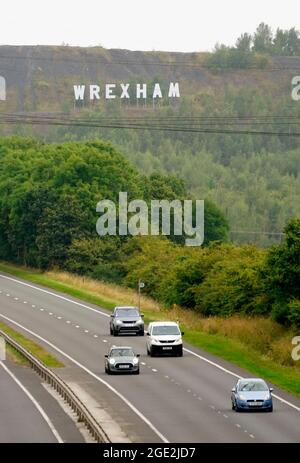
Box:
0;336;6;361
0;76;6;101
74;82;180;101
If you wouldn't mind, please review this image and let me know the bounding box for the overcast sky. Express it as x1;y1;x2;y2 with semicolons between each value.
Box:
1;1;299;52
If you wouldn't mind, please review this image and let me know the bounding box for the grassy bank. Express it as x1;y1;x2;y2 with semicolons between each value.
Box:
0;261;299;396
0;320;64;368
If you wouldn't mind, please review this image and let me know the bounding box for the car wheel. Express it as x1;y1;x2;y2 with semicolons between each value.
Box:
235;404;241;412
176;349;183;357
134;369;140;375
150;347;155;357
105;366;111;375
113;329;118;337
267;405;273;412
139;330;145;336
110;326;113;335
232;401;235;411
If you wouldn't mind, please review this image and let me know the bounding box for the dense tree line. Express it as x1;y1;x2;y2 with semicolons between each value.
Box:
123;218;300;328
0;135;227;267
0;137;298;327
207;23;300;69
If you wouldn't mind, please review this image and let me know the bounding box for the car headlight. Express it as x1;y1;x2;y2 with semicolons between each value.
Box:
109;358;116;365
152;338;159;344
115;320;122;325
238;394;247;401
136;319;143;324
133;358;139;365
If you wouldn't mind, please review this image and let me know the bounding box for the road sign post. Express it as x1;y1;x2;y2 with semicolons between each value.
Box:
138;279;145;310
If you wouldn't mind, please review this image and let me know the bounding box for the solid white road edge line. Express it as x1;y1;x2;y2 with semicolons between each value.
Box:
0;313;169;443
0;274;110;317
0;360;63;443
181;351;300;412
1;273;300;413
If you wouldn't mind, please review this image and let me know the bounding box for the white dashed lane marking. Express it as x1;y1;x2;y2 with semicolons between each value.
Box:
0;284;263;439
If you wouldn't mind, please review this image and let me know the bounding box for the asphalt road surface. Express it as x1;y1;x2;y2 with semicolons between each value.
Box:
0;272;299;443
0;358;84;443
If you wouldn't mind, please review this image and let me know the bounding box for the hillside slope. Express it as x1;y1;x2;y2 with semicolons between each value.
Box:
1;45;300;244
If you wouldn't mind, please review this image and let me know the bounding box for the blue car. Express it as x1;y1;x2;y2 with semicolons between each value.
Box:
231;378;273;412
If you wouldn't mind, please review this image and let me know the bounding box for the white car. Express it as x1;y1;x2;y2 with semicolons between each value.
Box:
146;321;184;357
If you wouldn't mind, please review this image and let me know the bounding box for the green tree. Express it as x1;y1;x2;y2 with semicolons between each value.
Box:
253;23;273;53
36;195;90;269
263;218;300;324
236;33;252;52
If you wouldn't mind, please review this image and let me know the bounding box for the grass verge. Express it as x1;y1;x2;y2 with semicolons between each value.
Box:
0;261;299;396
0;320;64;368
6;343;29;365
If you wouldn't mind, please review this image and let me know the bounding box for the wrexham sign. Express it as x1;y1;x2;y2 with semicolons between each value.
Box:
73;82;181;101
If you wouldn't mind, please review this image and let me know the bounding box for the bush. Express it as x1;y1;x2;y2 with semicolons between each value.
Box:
287;299;300;328
271;302;290;325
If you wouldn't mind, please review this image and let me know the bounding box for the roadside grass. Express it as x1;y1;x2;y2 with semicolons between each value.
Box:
0;262;160;312
6;344;29;365
0;261;299;397
0;321;64;368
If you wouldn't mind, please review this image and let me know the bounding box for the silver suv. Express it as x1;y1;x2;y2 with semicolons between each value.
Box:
110;306;144;336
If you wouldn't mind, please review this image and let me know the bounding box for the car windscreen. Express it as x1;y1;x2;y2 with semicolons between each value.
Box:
115;309;139;317
110;349;134;357
238;381;268;392
152;325;180;336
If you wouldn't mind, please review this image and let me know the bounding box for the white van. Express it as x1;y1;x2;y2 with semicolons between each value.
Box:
146;321;184;357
